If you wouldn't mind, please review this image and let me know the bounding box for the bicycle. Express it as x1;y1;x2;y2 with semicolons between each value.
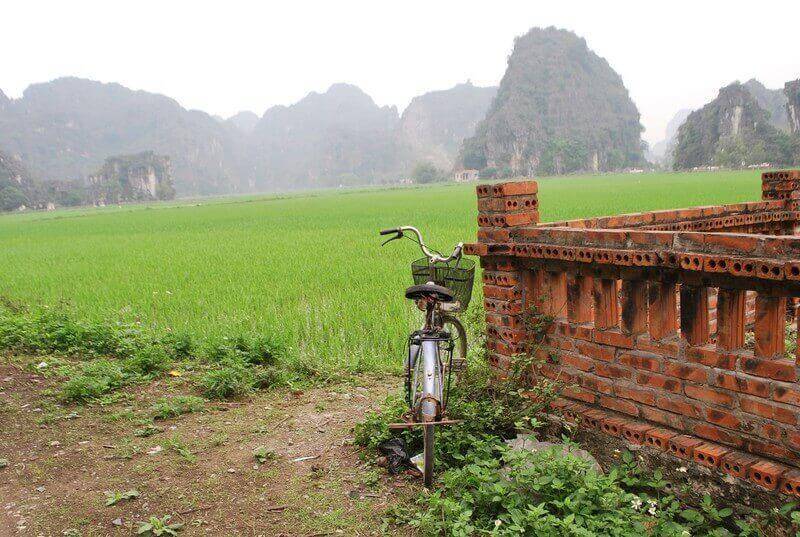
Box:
379;226;475;486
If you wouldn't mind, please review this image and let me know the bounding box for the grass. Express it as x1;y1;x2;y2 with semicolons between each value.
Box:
0;170;761;374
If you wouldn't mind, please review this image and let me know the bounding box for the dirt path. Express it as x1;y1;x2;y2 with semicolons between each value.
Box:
0;360;417;536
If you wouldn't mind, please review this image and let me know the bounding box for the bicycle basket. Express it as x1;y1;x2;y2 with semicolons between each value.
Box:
411;257;476;310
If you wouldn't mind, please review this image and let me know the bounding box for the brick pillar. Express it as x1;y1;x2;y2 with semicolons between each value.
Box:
649;282;677;340
470;180;540;368
680;285;710;346
716;288;746;351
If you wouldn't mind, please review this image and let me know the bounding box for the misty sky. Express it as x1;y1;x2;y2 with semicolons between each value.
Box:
3;0;799;145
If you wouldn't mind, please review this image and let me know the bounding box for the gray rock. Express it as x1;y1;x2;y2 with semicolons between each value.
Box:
505;435;603;474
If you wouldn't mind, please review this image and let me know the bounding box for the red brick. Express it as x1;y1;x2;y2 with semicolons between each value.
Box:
714;373;770;398
576;341;615;362
491;180;538;197
599;395;639;417
720;451;758;479
582;409;607;430
740;398;797;425
684;385;734;407
640;405;684;429
780;469;800;497
562;386;596;404
483;285;522;301
656;396;703;418
619;421;653;445
742;356;797;382
693;423;745;448
636;337;679;357
636;372;681;393
618;352;662;372
577;373;614;395
614;384;656;406
693;443;729;468
594;362;632;380
774;385;800;407
664;362;708;383
745;439;796;464
668;435;704;460
748;460;787;490
600;417;627;437
559;353;594;372
644;428;676;450
686;346;736;369
705;408;742;429
593;329;635;349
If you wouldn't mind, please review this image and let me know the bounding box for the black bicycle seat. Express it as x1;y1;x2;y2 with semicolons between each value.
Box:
405;283;455;303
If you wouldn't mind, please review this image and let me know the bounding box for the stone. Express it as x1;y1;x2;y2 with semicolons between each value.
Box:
505;435;603;474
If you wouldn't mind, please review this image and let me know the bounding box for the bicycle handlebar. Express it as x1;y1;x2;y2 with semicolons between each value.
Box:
379;225;463;264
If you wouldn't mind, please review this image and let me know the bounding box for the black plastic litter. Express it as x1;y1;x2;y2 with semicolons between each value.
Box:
377;438;412;474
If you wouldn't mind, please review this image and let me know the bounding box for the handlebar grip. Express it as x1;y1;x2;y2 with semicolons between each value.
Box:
379;228;400;236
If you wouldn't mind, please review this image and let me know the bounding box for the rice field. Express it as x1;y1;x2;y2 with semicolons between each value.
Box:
0;170;762;372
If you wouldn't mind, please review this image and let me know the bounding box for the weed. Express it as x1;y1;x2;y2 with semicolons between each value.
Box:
196;360;255;399
136;515;183;536
150;395;205;420
162;435;196;463
104;489;140;506
58;360;125;402
134;424;164;438
253;446;278;464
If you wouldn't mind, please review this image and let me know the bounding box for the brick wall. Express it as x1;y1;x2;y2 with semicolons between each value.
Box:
465;170;800;496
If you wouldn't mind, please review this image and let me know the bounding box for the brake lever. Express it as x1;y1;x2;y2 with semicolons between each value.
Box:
381;231;404;247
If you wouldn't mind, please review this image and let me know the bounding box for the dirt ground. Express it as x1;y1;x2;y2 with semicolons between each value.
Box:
0;358;418;536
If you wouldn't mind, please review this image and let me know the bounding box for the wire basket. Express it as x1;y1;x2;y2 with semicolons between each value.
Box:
411;257;476;311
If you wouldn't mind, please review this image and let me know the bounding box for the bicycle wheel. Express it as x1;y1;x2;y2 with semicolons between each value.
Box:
441;314;467;375
423;424;435;487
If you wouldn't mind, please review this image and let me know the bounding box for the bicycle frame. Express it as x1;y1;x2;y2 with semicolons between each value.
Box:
407;299;454;421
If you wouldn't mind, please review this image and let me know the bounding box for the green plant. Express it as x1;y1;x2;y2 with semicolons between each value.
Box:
104;489;140;506
136;515;183;536
253;446;278;464
161;435;197;464
59;360;126;402
196;360;255;399
150;395;205;420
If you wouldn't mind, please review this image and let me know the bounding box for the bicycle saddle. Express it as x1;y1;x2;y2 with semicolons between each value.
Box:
405;283;455;303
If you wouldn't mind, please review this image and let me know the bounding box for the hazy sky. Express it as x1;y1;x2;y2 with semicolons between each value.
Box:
3;0;799;145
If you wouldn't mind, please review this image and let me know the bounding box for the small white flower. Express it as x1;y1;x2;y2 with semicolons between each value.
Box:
630;497;642;510
677;466;687;473
495;520;502;527
647;499;657;515
36;362;48;369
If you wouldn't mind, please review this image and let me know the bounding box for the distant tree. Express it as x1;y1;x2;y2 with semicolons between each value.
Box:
412;162;445;184
0;186;28;211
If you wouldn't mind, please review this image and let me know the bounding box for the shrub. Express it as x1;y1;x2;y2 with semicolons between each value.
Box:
123;346;171;377
59;360;126;402
151;395;205;420
197;360;255;399
407;445;650;535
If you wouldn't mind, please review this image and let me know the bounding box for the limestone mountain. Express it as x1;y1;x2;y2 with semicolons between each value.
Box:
787;79;800;135
0;77;245;196
672;82;796;170
647;108;692;164
459;27;644;176
247;83;400;189
743;79;789;132
88;151;175;204
396;82;497;172
225;111;260;134
0;149;37;210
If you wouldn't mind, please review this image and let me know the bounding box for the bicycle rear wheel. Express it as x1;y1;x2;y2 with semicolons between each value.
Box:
422;424;435;487
441;314;467;376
